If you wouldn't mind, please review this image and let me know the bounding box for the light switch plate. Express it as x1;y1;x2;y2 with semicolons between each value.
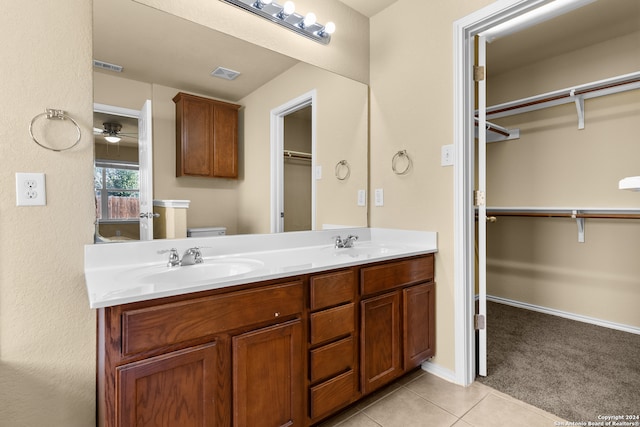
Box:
441;144;454;166
374;188;384;206
357;189;366;206
16;172;46;206
315;165;322;180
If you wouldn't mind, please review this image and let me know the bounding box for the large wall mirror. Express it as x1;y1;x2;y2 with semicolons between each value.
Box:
93;0;368;242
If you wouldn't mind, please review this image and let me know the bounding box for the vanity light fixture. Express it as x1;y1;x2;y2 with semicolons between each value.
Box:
220;0;335;45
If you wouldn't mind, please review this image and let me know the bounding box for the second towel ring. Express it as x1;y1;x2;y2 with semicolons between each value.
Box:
392;150;412;175
335;160;351;181
29;108;82;152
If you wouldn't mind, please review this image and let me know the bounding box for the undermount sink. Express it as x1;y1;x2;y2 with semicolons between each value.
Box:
124;258;264;286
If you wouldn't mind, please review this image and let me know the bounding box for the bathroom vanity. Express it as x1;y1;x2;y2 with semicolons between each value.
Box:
86;228;437;427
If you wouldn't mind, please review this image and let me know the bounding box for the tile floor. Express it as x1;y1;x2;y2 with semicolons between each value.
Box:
319;370;565;427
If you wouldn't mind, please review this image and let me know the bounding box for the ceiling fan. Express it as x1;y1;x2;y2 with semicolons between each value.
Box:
93;122;137;143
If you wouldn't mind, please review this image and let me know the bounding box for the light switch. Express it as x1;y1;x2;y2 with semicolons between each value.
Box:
374;188;384;206
357;189;366;206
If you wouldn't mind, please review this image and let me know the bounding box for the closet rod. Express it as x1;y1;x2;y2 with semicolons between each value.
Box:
479;207;640;243
482;71;640;120
284;149;312;160
485;211;640;220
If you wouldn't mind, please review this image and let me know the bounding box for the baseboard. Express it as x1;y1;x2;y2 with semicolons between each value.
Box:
487;295;640;336
420;360;459;384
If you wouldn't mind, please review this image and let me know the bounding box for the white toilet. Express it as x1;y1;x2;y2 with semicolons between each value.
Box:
187;227;227;237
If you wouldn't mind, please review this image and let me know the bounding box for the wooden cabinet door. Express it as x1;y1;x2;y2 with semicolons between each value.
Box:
178;95;213;177
117;342;218;427
360;292;401;395
403;283;436;370
232;319;303;427
213;105;238;178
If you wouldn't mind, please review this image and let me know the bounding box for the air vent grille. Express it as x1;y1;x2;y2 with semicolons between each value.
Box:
93;60;123;73
211;67;241;81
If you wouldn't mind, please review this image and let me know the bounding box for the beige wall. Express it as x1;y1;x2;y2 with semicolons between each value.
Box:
238;62;369;234
486;31;640;327
0;1;96;426
368;0;496;373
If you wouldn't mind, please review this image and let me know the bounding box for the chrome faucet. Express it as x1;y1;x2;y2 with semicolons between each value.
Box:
159;247;203;267
334;234;358;249
180;247;204;266
163;248;180;267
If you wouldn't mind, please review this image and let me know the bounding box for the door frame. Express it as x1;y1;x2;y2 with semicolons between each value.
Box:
269;90;317;233
452;0;556;386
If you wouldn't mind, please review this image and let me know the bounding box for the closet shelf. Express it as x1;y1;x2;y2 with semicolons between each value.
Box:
479;207;640;243
474;118;520;143
477;71;640;131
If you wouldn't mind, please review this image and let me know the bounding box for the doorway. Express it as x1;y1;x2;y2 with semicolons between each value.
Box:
453;0;602;386
93;101;153;241
283;106;313;232
270;91;317;233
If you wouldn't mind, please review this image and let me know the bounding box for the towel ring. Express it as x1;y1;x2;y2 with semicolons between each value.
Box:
392;149;412;175
29;108;81;152
335;160;351;181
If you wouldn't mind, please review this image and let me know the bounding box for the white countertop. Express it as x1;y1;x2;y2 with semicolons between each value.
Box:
84;228;437;309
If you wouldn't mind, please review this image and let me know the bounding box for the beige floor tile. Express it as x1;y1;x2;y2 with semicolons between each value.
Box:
363;387;459;427
355;381;404;410
405;373;491;417
462;393;560;427
452;420;474;427
317;407;362;427
332;412;383;427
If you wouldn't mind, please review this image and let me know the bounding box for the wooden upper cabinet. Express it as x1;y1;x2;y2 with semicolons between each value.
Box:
173;92;240;178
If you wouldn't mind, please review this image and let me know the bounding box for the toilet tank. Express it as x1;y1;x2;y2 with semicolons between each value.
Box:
187;227;227;237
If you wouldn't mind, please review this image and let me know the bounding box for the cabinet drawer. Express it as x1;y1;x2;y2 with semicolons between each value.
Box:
309;303;355;345
361;255;434;297
310;269;355;310
310;336;354;383
122;281;303;356
309;370;357;420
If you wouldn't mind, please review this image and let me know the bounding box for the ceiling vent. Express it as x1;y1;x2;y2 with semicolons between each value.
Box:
211;67;241;81
93;60;123;73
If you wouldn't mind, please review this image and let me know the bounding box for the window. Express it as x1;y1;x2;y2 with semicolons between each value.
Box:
95;160;140;221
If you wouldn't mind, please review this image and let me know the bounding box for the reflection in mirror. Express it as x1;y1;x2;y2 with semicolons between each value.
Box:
93;0;368;242
93;112;140;242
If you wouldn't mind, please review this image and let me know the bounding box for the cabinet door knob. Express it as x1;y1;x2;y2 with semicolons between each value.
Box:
274;312;280;317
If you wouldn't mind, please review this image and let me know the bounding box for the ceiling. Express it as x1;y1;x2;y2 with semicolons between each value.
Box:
488;0;640;76
93;0;639;106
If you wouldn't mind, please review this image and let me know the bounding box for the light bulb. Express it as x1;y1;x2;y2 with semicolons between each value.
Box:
323;21;336;35
283;1;295;15
303;12;316;27
105;136;121;143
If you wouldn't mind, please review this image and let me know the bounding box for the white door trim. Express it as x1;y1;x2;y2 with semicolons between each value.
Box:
270;90;317;233
452;0;554;386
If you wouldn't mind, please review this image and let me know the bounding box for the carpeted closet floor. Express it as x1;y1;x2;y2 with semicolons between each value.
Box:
477;301;640;423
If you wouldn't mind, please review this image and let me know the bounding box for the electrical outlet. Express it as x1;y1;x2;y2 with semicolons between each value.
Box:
441;144;454;166
16;173;46;206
